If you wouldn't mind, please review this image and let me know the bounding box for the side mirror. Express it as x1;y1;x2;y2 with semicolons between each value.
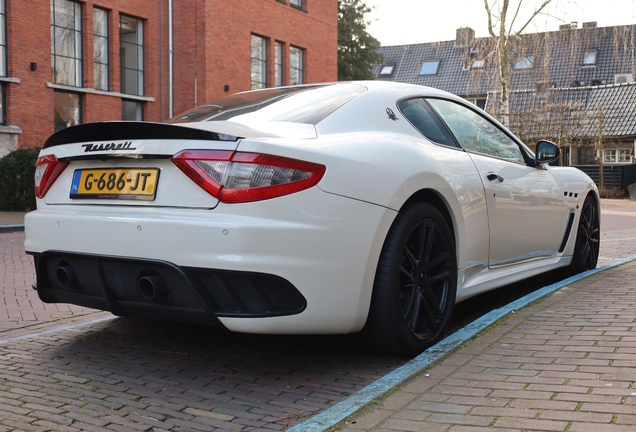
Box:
535;140;560;164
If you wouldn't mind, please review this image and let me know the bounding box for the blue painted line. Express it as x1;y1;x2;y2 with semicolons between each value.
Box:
288;253;636;432
0;316;116;346
0;224;24;233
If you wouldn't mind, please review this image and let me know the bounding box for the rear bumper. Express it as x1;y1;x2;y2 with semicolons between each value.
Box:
32;251;307;327
25;188;397;334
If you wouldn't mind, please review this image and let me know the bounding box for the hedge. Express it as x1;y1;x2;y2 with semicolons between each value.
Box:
0;148;40;211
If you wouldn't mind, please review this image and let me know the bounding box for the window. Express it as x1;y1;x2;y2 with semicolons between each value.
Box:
472;60;484;69
380;65;394;76
122;100;143;121
54;91;81;131
251;35;267;90
275;42;283;87
419;61;439;75
584;50;597;65
93;8;108;91
0;85;5;125
619;149;631;162
427;98;525;163
120;15;144;96
604;149;632;163
0;0;6;77
51;0;82;87
168;84;366;126
0;0;6;125
514;55;534;70
290;0;303;9
562;146;571;166
465;97;487;110
398;98;456;147
290;46;303;85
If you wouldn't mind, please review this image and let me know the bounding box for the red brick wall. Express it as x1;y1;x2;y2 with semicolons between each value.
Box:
170;0;338;116
5;0;337;149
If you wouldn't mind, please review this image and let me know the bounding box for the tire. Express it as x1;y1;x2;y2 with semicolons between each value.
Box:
365;202;457;356
567;194;600;274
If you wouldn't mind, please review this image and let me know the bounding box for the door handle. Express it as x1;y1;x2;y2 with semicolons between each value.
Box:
487;173;504;182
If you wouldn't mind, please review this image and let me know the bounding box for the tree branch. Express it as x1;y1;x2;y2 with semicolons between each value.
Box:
483;0;498;38
508;1;524;37
515;0;552;36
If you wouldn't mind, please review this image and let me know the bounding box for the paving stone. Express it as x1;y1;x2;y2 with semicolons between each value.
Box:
2;206;636;431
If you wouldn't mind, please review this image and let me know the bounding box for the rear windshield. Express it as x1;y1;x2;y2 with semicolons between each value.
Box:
167;84;366;125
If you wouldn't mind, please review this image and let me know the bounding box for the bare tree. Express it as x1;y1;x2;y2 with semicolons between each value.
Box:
482;0;553;122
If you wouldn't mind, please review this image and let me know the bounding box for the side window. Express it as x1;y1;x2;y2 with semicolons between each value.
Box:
398;98;456;147
427;99;526;163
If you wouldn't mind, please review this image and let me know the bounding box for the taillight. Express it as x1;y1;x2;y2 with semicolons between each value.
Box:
172;150;326;203
34;155;69;199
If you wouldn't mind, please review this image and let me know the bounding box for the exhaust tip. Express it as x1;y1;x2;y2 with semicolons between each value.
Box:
56;263;77;288
138;274;168;300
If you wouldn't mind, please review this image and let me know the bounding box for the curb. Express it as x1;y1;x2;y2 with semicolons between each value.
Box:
0;224;24;233
287;253;636;432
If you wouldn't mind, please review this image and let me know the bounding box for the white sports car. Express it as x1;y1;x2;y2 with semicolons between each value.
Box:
25;82;599;355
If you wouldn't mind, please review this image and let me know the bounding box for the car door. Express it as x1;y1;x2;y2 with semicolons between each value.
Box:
426;98;564;268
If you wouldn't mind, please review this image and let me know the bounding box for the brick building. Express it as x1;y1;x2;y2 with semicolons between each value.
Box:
0;0;337;156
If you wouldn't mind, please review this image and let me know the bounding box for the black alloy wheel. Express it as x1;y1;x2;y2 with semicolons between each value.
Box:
568;194;600;274
366;202;457;356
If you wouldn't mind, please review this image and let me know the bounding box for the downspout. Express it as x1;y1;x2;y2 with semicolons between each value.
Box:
168;0;173;118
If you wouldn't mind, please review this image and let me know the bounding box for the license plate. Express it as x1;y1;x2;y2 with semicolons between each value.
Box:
70;168;160;200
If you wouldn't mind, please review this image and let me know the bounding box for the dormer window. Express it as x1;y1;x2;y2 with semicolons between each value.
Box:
472;60;484;69
380;65;394;76
584;50;597;65
514;55;534;70
419;60;439;76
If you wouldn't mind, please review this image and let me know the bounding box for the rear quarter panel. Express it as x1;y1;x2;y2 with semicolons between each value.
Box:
236;120;489;272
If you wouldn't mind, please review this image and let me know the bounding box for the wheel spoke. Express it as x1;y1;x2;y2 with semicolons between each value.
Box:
581;241;590;265
417;291;436;329
426;269;451;285
581;212;589;229
407;291;423;331
424;252;449;272
402;286;417;320
589;244;598;268
403;247;418;268
585;205;593;229
418;222;435;263
420;284;442;317
400;266;415;284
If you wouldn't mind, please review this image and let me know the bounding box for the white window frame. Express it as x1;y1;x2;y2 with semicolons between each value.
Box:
514;55;534;70
584;50;597;65
251;35;267;90
290;46;303;85
380;65;394;76
604;148;632;164
419;60;439;76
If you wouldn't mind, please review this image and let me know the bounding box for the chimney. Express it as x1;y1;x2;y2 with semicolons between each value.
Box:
456;27;475;47
582;22;597;28
559;22;578;31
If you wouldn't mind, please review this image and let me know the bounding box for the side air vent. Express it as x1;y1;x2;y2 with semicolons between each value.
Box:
559;213;576;253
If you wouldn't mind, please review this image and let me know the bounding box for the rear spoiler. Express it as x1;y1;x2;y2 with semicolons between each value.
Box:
43;122;238;149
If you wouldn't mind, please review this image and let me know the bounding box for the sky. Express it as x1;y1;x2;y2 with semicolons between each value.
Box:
365;0;636;46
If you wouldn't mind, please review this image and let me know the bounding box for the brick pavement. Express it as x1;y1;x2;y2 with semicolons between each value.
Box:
0;231;109;339
0;308;405;431
0;199;633;431
0;234;406;431
340;262;636;430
